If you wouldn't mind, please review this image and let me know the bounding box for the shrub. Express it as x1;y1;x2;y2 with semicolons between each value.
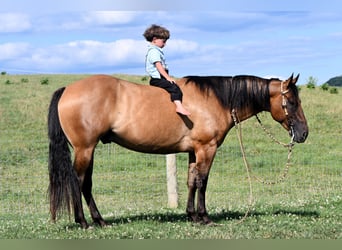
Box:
4;79;13;85
21;78;29;83
40;78;49;85
329;87;338;94
307;83;315;89
1;71;6;75
320;83;329;91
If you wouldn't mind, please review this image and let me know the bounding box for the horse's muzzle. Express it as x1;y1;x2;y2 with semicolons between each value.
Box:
290;128;308;143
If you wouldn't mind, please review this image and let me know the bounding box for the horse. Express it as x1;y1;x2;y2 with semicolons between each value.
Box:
48;73;308;228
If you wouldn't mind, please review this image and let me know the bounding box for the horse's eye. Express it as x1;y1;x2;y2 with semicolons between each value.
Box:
287;97;298;109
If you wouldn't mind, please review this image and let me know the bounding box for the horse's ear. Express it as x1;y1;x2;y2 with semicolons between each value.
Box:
283;73;294;88
292;73;300;85
285;73;299;86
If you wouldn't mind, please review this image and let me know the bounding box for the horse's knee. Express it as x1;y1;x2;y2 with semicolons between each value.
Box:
196;173;209;189
187;166;197;185
194;178;202;189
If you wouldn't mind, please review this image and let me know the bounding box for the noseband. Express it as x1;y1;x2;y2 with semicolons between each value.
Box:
280;80;295;140
280;80;289;116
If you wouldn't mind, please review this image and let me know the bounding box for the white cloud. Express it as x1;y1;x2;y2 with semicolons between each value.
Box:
0;13;31;32
0;43;30;60
4;39;148;72
60;39;146;64
33;11;141;32
166;39;200;55
82;11;137;26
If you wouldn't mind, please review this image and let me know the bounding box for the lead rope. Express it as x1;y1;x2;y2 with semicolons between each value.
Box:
232;110;254;224
232;109;295;223
254;114;295;185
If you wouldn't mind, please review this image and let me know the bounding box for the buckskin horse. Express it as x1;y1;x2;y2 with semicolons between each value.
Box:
48;73;308;228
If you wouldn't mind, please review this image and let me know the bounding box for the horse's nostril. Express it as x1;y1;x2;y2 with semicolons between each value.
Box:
296;131;308;143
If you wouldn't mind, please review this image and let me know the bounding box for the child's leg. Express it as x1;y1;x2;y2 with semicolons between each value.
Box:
174;100;191;115
150;78;191;115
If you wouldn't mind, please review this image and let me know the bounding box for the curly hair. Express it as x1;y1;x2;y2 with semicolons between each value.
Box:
143;24;170;42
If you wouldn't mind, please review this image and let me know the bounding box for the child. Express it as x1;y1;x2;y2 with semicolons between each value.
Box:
143;24;191;116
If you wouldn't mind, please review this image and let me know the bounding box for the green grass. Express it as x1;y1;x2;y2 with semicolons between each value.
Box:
0;74;341;239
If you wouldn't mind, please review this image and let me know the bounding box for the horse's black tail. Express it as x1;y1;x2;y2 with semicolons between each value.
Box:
48;87;81;222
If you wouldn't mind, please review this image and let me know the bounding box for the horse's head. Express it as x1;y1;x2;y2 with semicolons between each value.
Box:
269;74;308;143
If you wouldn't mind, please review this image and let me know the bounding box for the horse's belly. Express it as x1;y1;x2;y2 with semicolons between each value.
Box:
109;121;192;154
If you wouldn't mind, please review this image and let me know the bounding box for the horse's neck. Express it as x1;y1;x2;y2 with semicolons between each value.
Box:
232;106;264;123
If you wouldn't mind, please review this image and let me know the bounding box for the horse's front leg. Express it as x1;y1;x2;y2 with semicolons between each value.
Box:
196;175;212;224
194;144;217;225
186;152;199;222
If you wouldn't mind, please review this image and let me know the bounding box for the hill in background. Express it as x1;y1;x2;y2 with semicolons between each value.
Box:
326;76;342;87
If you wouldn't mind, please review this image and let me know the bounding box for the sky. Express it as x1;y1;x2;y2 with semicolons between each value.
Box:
1;0;342;84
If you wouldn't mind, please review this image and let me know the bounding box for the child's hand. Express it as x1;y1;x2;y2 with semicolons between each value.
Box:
167;77;176;84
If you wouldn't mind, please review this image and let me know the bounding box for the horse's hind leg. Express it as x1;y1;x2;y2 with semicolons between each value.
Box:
73;146;104;228
82;156;106;227
72;147;91;228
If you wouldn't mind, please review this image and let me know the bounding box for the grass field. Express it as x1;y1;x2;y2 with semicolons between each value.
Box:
0;73;341;239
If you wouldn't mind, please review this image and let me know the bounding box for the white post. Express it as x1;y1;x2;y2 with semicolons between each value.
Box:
166;154;178;208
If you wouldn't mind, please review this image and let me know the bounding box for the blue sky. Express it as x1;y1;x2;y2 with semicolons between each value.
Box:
1;0;342;84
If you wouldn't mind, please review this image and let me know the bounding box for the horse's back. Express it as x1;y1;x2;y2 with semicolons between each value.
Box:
60;75;138;100
57;75;191;151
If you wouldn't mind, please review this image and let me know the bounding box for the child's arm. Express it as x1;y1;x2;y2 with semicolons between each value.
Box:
155;62;175;83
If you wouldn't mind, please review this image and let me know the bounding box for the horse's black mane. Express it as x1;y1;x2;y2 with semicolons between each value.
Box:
184;75;272;111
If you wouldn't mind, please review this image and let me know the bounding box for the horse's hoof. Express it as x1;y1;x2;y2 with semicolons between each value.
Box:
76;220;89;229
98;220;107;227
93;218;107;227
187;213;200;223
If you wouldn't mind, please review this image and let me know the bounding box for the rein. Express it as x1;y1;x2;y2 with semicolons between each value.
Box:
231;80;295;223
232;111;295;185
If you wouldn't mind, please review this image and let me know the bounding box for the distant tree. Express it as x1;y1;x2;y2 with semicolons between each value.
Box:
306;76;317;89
